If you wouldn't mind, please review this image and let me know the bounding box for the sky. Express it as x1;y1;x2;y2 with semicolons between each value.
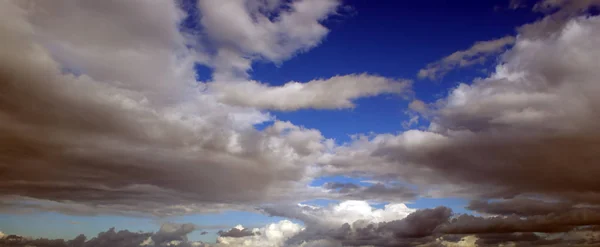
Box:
1;0;600;246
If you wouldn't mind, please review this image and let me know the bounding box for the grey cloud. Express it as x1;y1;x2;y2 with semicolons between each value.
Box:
325;15;600;206
0;0;330;216
439;208;600;235
211;74;411;111
519;0;600;39
323;182;360;192
217;227;257;238
281;206;452;247
152;223;196;245
0;223;205;247
466;198;576;217
324;183;417;202
417;36;515;80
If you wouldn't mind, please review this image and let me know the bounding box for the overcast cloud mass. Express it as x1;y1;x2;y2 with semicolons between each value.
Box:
2;0;600;246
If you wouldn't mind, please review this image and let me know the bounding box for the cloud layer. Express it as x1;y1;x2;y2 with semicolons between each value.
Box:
2;0;600;246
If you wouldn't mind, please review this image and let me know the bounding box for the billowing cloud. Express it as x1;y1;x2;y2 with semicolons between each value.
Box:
211;74;411;111
196;0;341;80
0;0;337;216
263;200;416;232
417;36;515;80
324;14;600;205
214;220;303;247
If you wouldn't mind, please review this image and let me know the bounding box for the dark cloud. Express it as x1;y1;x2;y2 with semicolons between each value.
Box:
466;198;576;217
325;13;600;210
0;223;207;247
217;226;256;238
281;207;452;247
151;223;196;245
323;182;360;192
322;182;417;202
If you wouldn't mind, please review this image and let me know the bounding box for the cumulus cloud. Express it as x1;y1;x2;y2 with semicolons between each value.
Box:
211;74;411;111
263;200;416;232
196;0;341;80
324;14;600;205
214;220;303;247
418;0;600;81
417;36;515;80
0;0;340;216
316;8;600;246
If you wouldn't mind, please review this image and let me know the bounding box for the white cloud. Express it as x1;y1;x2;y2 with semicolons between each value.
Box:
197;0;341;80
264;200;415;231
418;36;515;80
215;220;303;247
211;74;411;111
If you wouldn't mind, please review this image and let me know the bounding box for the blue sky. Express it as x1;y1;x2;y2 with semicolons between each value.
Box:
2;0;600;246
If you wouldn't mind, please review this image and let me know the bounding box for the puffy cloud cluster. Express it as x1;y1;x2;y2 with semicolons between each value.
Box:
316;4;600;246
0;0;345;216
324;14;600;205
263;200;416;230
214;220;303;247
196;0;340;80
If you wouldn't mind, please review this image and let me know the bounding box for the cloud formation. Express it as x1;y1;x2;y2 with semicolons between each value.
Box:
324;14;600;205
417;36;515;80
211;74;411;111
196;0;341;80
0;0;340;216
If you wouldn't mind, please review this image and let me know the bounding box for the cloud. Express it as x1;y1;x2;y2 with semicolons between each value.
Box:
324;15;600;206
313;11;600;246
321;182;418;202
0;223;206;247
280;206;452;247
519;0;600;39
3;204;600;246
417;36;515;80
151;223;196;245
263;200;416;232
214;220;303;247
196;0;341;80
0;0;337;216
217;225;257;238
418;0;600;81
211;74;411;111
466;198;576;217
